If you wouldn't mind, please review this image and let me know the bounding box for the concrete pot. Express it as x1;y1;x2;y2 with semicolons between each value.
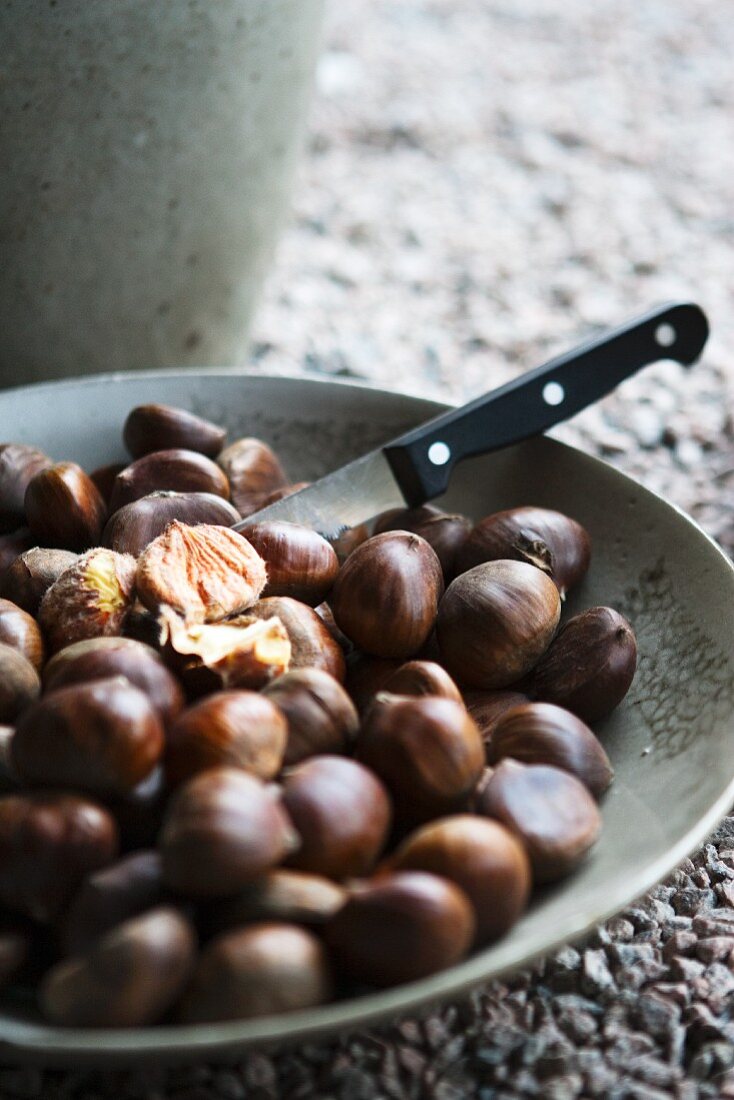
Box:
0;0;324;385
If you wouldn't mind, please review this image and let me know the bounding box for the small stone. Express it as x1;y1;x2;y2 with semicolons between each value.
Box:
662;931;697;961
581;949;616;996
696;936;734;963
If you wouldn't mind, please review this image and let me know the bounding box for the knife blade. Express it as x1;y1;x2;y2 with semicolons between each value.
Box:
236;302;708;540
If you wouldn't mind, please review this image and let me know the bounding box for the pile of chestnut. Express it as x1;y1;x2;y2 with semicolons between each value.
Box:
0;402;637;1029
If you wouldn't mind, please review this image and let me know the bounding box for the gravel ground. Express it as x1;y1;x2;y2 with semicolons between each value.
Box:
3;0;734;1096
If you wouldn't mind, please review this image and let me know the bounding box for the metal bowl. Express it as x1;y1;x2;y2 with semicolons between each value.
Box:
1;370;733;1066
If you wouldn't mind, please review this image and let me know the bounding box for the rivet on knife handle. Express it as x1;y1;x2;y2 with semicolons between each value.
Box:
383;301;709;507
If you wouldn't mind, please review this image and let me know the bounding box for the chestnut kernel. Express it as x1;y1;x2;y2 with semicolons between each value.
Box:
25;463;107;551
246;596;345;682
0;643;40;722
0;547;78;616
109;449;230;513
237;521;339;606
160;608;291;693
38;548;137;653
374;504;471;581
0;444;52;533
103;491;241;557
381;659;462;704
263;667;358;766
123;403;227;459
216;438;288;518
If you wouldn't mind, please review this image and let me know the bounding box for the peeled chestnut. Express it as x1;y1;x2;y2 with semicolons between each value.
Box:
237;521;339;606
179;922;332;1023
0;643;40;722
246;597;346;682
489;702;613;797
281;755;392;881
103;491;241;556
356;694;485;826
380;660;462;704
373;505;471;580
0;547;78;616
123;403;227;459
159;767;297;897
13;677;165;797
43;637;185;728
344;652;403;714
324;871;475;987
0;792;118;922
206;870;346;936
330;532;444;659
25;463;107;551
0;444;52;533
476;759;601;882
164;690;287;787
463;689;530;752
38;548;137;653
389;814;531;944
61;849;166;957
528;606;637;723
263;667;358;766
41;906;196;1027
109;449;230;513
216;437;288;517
437;560;561;689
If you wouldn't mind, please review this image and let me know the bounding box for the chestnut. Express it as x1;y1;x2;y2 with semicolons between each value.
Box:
0;792;118;922
380;660;462;704
258;481;311;508
38;548;137;653
0;923;31;990
528;606;637;723
164;690;287;787
0;529;35;579
356;694;484;826
61;849;166;957
324;871;475;987
388;814;531;944
314;601;352;652
373;504;471;581
179;922;332;1023
330;532;444;659
109;449;230;513
89;462;126;506
103;491;241;557
12;677;165;797
0;444;52;533
344;652;403;714
262;667;358;766
0;547;78;616
0;643;40;722
0;599;45;673
281;755;392;881
24;463;107;551
476;759;602;882
123;403;227;459
216;437;288;517
237;521;339;606
489;701;613;797
41;906;196;1027
463;689;530;753
43;637;185;728
0;725;19;793
437;560;561;689
457;506;591;598
205;870;346;936
246;597;346;681
108;766;170;852
330;523;370;563
159;767;298;897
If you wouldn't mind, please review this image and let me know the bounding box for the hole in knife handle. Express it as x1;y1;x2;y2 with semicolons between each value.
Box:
542;382;565;407
654;323;676;348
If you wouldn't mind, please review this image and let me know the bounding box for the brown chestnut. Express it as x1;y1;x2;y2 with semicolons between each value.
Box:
356;694;485;826
0;643;40;722
237;521;339;606
12;677;165;797
344;652;403;714
109;449;230;513
330;523;370;563
43;637;185;728
24;463;107;551
463;689;530;753
103;491;241;556
437;560;561;689
38;548;137;653
457;506;591;598
0;529;35;579
324;871;475;987
0;547;78;616
61;850;167;957
159;767;298;897
489;701;613;797
388;814;531;944
373;504;471;580
206;870;346;936
281;755;392;880
165;690;287;787
246;597;346;682
216;437;289;517
179;922;332;1023
330;532;444;659
476;759;602;882
0;725;19;793
123;403;227;459
0;598;44;673
89;462;126;506
380;660;462;704
0;444;52;532
41;906;196;1027
107;766;170;852
528;606;637;723
0;923;31;990
0;792;118;921
262;667;358;766
313;601;352;652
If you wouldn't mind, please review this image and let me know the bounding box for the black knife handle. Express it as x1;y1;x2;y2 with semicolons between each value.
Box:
383;301;709;506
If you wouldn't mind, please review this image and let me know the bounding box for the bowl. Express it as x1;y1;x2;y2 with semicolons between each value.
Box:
0;370;732;1066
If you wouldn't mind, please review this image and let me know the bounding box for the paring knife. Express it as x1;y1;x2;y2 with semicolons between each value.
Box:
236;302;709;540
